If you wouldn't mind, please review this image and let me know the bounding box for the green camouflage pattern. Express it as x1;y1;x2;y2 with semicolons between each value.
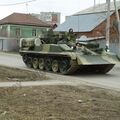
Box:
19;37;119;74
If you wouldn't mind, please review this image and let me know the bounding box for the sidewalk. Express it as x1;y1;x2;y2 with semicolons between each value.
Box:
0;80;84;88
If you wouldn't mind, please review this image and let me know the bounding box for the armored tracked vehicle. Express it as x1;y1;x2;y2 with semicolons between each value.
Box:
19;37;118;74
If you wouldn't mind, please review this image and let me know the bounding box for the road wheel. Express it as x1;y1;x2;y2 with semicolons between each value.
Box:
26;57;33;68
45;58;52;71
59;59;70;74
32;58;39;69
39;58;44;70
22;55;28;64
52;60;59;73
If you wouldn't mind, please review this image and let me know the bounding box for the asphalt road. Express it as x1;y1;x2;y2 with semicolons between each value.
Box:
0;52;120;91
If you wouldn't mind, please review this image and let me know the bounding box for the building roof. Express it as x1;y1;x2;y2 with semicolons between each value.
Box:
54;1;119;32
74;1;120;15
0;13;50;27
55;12;113;32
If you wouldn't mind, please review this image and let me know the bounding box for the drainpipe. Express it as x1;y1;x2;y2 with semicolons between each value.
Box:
113;0;120;58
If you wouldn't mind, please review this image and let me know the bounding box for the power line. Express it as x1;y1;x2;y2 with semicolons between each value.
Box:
0;0;37;6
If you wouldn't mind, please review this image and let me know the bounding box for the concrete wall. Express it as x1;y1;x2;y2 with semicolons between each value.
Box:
0;39;3;50
0;37;19;51
95;39;120;56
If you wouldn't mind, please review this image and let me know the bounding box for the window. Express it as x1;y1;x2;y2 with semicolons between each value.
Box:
32;29;36;36
16;28;20;37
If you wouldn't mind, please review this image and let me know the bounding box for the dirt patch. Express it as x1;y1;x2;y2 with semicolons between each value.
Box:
0;85;120;120
0;65;48;82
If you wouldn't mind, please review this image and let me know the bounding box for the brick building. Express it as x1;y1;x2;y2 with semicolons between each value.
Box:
55;2;120;54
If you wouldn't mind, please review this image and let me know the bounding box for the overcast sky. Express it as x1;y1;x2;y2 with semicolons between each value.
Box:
0;0;111;23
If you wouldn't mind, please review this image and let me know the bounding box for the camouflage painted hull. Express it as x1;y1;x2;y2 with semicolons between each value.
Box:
19;43;118;75
20;50;117;75
65;63;115;75
62;53;117;74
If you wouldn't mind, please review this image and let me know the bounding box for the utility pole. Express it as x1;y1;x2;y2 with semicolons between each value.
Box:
113;0;120;58
106;0;110;51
